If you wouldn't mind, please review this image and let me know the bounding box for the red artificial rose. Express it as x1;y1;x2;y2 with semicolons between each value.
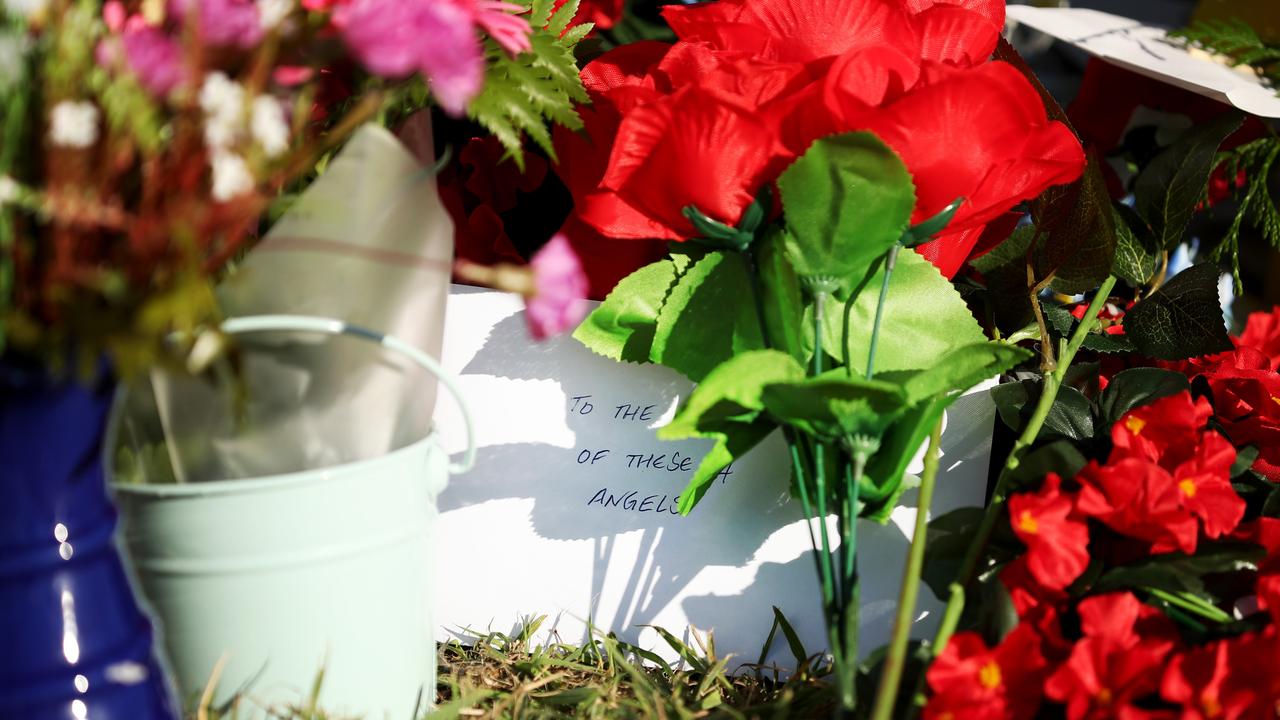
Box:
661;0;923;67
833;61;1084;277
1236;305;1280;370
601;84;785;238
1045;593;1178;720
925;624;1049;720
559;0;1084;286
558;215;666;299
1076;458;1200;555
1008;473;1091;591
1162;630;1280;719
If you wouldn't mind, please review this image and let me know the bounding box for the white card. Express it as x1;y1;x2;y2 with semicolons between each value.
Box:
430;285;996;669
1007;6;1280;119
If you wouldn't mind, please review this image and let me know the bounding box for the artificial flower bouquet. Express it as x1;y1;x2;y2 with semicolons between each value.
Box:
0;0;590;375
550;0;1280;715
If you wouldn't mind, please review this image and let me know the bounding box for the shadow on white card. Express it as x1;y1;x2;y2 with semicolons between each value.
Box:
431;285;995;671
1007;6;1280;119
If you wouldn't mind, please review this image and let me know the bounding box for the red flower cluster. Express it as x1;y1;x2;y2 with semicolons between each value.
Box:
1170;306;1280;480
926;391;1280;719
553;0;1084;279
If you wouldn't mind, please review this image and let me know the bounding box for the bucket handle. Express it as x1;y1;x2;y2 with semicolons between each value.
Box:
219;314;477;475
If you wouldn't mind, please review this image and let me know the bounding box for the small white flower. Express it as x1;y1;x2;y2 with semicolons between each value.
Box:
199;72;245;149
210;150;254;202
49;101;100;149
0;175;18;205
257;0;292;30
250;95;289;158
2;0;48;20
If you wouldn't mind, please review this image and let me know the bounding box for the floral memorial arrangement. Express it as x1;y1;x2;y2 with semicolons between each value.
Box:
5;0;1280;716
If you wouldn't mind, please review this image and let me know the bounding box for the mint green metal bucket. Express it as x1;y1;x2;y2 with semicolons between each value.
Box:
109;316;475;718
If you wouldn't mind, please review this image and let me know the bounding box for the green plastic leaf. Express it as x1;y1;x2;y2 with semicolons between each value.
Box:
1005;439;1088;489
1031;156;1119;295
1043;303;1136;355
659;350;804;440
1133;111;1244;251
992;380;1095;441
573;259;679;363
651;251;765;382
1126;263;1233;360
676;420;775;515
861;397;948;523
1111;203;1162;288
777;131;916;287
922;507;987;598
760;373;908;441
756;227;809;363
823;250;986;375
1092;542;1264;600
877;342;1033;406
1097;367;1191;425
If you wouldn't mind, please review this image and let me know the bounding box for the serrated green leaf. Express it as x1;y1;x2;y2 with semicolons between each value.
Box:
862;396;948;523
676;419;776;514
922;507;987;598
877;342;1032;407
659;350;804;440
573;259;679;363
1133;112;1244;251
1042;303;1136;354
1097;367;1191;425
652;251;764;382
992;379;1094;441
760;374;908;441
1126;263;1233;360
1112;203;1162;287
777;131;916;288
1092;542;1264;600
1004;439;1088;489
1031;155;1118;294
822;250;986;375
756;227;808;363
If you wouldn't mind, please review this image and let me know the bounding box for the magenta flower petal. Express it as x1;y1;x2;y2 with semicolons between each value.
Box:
475;0;532;55
336;0;485;116
122;27;185;95
526;233;590;340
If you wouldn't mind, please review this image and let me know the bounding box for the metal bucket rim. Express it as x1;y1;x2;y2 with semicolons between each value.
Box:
109;426;445;499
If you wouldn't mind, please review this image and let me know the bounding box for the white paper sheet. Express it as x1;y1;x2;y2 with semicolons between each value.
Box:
1007;6;1280;119
430;285;998;670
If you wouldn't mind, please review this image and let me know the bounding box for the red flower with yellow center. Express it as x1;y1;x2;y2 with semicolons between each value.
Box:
1007;473;1090;591
924;623;1048;720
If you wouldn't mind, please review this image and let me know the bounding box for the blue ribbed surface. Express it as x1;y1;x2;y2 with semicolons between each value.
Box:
0;359;178;719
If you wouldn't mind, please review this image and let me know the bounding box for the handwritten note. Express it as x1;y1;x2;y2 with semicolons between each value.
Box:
430;285;996;669
1007;6;1280;119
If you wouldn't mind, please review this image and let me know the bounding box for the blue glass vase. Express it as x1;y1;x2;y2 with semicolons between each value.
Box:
0;359;178;719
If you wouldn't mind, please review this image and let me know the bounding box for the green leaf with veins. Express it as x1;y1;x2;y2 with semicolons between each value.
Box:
1125;262;1232;360
822;250;986;375
777;131;916;289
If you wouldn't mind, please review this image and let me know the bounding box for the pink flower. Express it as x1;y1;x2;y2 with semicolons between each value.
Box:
170;0;264;48
526;233;589;340
334;0;484;116
474;0;532;56
121;27;185;95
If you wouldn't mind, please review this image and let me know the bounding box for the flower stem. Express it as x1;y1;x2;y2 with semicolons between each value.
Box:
925;275;1118;660
869;418;944;720
866;244;901;379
